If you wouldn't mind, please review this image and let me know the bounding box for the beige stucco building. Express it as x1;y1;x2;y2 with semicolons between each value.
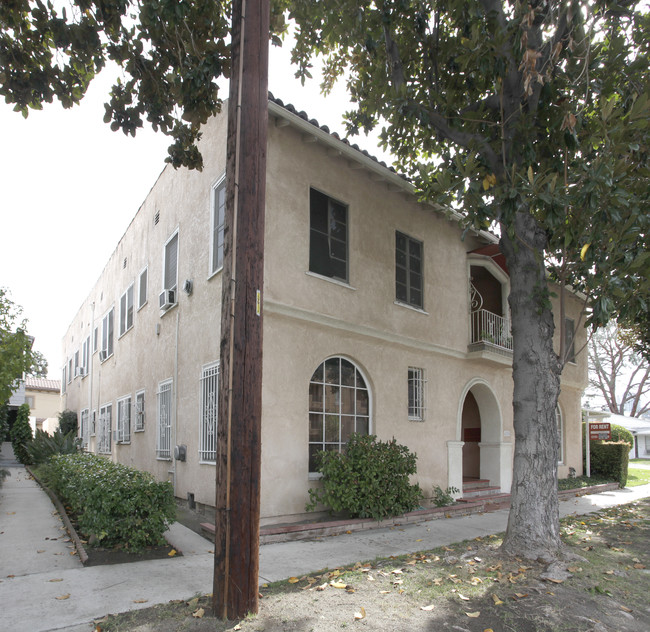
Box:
24;377;61;435
61;96;588;525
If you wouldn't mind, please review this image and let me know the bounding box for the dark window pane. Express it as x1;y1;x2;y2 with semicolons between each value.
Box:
309;383;323;411
325;358;339;384
309;413;323;442
310;189;329;233
340;359;355;386
356;390;369;415
341;416;355;443
309;444;322;472
396;232;406;252
325;386;340;413
410;289;422;308
396;282;408;302
325;414;340;442
356;417;369;435
396;266;407;286
311;363;324;382
340;387;355;414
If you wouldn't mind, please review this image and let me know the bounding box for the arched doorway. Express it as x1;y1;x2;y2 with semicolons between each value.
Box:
448;380;512;495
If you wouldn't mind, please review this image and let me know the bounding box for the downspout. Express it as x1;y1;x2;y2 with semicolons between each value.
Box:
88;302;95;448
172;306;180;496
221;0;246;610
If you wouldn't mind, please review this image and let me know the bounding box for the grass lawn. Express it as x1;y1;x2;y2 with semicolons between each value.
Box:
627;467;650;487
630;458;650;467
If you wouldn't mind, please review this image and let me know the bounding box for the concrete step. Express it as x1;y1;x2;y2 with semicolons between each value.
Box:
462;485;502;498
462;478;491;491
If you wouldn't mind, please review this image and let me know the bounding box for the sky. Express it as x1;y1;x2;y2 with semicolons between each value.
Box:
0;41;383;380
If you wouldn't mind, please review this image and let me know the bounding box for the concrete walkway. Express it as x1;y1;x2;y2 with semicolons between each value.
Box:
1;441;649;632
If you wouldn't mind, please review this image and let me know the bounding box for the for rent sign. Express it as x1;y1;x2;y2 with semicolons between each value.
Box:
589;422;612;441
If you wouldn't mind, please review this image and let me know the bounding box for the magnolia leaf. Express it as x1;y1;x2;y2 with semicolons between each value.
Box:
466;611;480;618
55;594;71;600
458;593;470;601
620;606;633;613
354;606;366;620
133;599;148;604
420;604;435;611
330;581;347;589
527;165;534;185
192;608;205;618
491;594;504;605
580;243;590;260
288;577;300;584
49;578;64;582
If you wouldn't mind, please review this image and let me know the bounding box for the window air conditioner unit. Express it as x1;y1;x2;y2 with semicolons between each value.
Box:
99;350;107;362
159;288;175;310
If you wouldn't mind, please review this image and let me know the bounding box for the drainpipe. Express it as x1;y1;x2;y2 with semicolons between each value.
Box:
172;305;180;497
88;302;95;448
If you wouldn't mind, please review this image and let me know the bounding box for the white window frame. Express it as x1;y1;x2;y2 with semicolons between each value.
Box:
157;379;173;460
396;232;424;310
67;358;72;383
408;367;427;421
210;176;226;277
135;389;145;432
162;230;179;293
101;307;114;360
81;336;89;377
138;266;148;310
119;283;134;337
98;403;113;454
90;409;96;437
199;362;219;463
117;395;132;444
80;408;89;448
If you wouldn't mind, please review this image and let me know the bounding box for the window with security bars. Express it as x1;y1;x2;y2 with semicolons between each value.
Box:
157;380;172;459
308;357;370;474
408;367;426;421
396;232;423;309
117;396;131;443
199;363;219;463
98;404;112;454
80;409;89;448
135;390;145;431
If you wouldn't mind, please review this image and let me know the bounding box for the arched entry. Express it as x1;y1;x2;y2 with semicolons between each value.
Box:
447;380;512;495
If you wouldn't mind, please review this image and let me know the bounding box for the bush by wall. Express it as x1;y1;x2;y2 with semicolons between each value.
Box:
27;428;79;465
306;433;423;521
41;453;176;551
590;441;629;488
57;409;78;435
10;403;32;464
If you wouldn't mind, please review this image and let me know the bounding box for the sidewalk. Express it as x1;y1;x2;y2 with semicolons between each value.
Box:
1;441;649;632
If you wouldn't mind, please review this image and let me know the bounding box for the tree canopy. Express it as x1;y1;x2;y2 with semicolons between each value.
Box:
0;0;231;169
0;288;48;404
279;0;649;558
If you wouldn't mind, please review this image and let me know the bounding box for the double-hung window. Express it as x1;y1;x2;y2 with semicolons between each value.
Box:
211;178;226;275
199;363;219;463
135;390;145;431
117;395;131;443
408;367;426;421
396;231;423;309
309;188;348;282
98;403;112;454
564;318;576;364
81;336;89;376
119;284;134;336
157;380;173;459
101;307;114;360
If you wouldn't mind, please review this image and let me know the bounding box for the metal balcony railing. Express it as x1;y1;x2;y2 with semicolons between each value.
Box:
470;309;513;351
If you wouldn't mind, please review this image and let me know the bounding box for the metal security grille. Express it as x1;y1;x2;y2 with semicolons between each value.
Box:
199;363;219;463
408;367;427;421
157;381;172;459
80;409;89;448
98;404;112;454
135;391;145;431
117;396;131;443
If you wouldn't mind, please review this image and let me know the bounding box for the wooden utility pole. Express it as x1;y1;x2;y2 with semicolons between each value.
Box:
213;0;269;620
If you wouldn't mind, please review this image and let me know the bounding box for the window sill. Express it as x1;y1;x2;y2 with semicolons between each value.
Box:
394;301;428;315
118;326;133;340
306;271;356;290
207;266;223;282
159;302;178;317
134;429;145;433
308;472;323;481
199;460;217;466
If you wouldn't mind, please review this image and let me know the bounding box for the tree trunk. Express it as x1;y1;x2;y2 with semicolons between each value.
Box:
500;211;563;561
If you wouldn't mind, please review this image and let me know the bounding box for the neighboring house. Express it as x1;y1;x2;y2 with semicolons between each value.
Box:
585;410;650;459
24;377;62;435
61;95;588;525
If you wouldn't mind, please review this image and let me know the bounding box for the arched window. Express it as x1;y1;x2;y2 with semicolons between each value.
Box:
556;405;564;464
308;357;370;473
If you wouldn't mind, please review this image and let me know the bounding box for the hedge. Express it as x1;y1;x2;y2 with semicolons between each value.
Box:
590;441;630;488
42;453;176;551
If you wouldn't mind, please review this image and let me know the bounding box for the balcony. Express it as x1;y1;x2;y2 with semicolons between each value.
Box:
468;309;513;364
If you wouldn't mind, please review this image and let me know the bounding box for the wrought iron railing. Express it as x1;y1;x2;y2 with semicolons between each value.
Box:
470;309;513;351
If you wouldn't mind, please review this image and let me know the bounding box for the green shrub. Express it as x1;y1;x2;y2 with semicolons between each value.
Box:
610;424;634;448
10;403;32;464
0;404;8;441
590;441;629;488
57;409;78;435
306;433;423;521
27;428;79;465
432;485;459;507
40;453;176;551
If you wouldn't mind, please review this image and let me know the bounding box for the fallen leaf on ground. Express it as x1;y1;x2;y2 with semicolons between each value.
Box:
37;550;45;553
458;593;470;601
620;606;633;613
633;563;646;569
168;549;177;557
288;577;299;584
133;599;148;604
354;606;366;620
420;604;435;611
514;593;529;599
192;608;205;618
56;594;70;600
49;578;63;582
491;594;504;605
330;581;347;589
466;611;480;618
